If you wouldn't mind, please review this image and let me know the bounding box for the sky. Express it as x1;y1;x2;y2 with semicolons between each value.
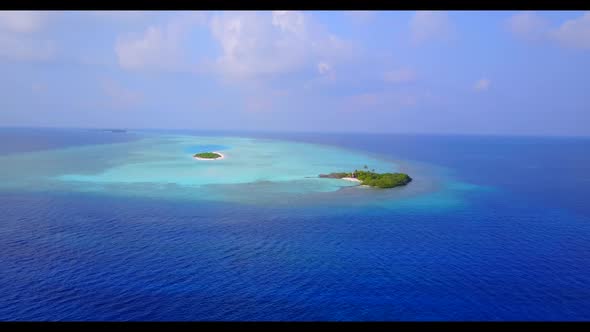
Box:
0;10;589;136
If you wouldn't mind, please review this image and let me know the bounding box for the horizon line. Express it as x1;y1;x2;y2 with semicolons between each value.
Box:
1;125;589;139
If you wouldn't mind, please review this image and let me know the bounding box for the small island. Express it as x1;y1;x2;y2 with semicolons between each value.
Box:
101;129;127;133
319;168;412;189
193;152;225;160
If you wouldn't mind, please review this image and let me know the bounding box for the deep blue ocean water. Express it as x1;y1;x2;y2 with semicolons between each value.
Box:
1;128;589;321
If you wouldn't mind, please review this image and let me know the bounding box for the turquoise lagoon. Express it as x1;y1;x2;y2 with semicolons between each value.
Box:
0;133;470;208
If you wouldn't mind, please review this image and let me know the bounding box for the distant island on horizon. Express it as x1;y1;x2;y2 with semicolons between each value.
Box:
98;129;127;133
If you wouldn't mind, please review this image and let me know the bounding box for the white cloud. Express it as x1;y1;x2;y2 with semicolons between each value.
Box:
506;11;590;51
115;12;208;71
0;11;48;33
550;12;590;50
272;11;306;36
116;24;184;71
409;11;453;45
0;11;56;61
474;78;491;92
506;11;549;41
210;11;352;80
317;61;334;76
384;67;417;83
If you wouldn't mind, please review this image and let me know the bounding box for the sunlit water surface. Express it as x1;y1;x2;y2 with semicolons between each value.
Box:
1;128;589;321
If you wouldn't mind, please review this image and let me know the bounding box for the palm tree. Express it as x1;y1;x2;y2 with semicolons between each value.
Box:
363;165;368;170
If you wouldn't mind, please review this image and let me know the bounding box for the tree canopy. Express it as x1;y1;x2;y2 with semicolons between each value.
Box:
194;152;222;159
354;170;412;188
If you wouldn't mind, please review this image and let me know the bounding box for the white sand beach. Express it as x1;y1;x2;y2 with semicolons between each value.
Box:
341;177;361;182
193;152;225;160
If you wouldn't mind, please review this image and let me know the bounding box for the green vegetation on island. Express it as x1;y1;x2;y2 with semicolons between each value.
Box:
319;167;412;189
354;170;412;188
194;152;222;159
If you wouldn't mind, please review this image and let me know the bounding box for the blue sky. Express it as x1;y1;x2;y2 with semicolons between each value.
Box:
0;10;589;136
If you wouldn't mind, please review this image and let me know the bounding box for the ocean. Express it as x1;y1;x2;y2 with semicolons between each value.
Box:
0;127;589;321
